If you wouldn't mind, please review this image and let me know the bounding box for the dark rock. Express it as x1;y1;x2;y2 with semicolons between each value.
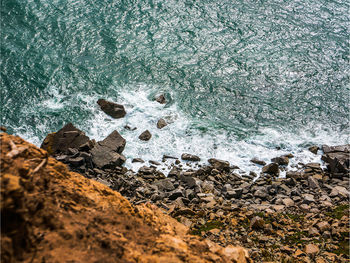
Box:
321;145;350;175
253;188;268;200
41;123;91;156
138;166;155;175
308;146;319;154
208;158;230;171
250;158;266;166
181;153;200;162
226;188;243;199
179;175;201;189
90;130;126;169
0;126;7;132
262;163;279;175
67;148;79;157
154;179;175;192
168;189;184;200
78;141;94;152
139;130;152;141
163;155;178;160
132;158;144;163
67;157;85;167
97;99;126;119
155;94;166;104
124;125;137;131
168;168;180;177
250;216;264;230
56;155;68;162
156;119;167;129
271;156;289;165
149;160;161;166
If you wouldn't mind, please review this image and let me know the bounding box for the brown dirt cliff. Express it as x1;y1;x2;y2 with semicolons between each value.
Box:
0;133;249;263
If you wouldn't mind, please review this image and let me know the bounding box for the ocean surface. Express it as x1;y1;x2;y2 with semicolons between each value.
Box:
1;0;349;174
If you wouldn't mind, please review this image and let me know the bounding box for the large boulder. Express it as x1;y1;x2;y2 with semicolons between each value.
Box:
91;130;126;169
40;123;91;155
208;158;230;171
321;144;350;175
97;99;126;119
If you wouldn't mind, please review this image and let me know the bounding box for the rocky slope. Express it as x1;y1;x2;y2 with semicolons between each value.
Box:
0;133;249;263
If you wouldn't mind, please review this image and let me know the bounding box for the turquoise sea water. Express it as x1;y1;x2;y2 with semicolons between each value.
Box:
1;0;349;173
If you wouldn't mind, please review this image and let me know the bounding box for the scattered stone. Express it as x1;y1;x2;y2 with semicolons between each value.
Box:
97;99;126;119
138;166;155;175
302;194;315;204
149;160;161;165
262;163;279;175
282;198;294;207
308;176;320;189
250;158;266;166
139;130;152;141
155;94;166;104
316;222;330;233
156;118;167;129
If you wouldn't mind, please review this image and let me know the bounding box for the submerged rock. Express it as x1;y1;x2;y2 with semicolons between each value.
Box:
97;99;126;119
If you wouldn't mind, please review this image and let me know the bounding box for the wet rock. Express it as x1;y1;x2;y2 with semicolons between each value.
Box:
208;158;230;171
271;156;289;165
262;163;279;175
97;99;126;119
156;119;167;129
155;94;166;104
250;158;266;166
139;130;152;141
309;145;319;154
181;153;200;162
132;158;144;163
41;123;91;155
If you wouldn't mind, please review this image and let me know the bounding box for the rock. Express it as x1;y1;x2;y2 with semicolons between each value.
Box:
208;158;230;171
97;99;126;119
282;198;294;207
154;179;175;192
149;160;161;165
41;123;91;155
321;144;350;174
132;158;144;163
309;146;319;154
0;126;7;132
308;227;319;236
156;119;167;129
262;163;279;175
271;156;289;165
179;175;201;189
168;189;184;200
308;176;320;189
250;216;264;230
304;244;319;256
250;158;266;166
316;221;330;232
155;94;166;104
90;130;126;169
138;166;155;175
330;186;349;199
253;188;268;200
181;153;200;162
302;194;315;204
139;130;152;141
226;188;243;199
67;156;85;167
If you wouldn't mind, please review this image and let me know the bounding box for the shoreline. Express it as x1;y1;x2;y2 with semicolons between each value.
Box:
36;121;350;261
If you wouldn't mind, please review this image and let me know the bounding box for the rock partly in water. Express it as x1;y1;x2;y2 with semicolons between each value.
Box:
321;144;350;175
139;130;152;141
155;94;166;104
262;163;279;175
181;153;201;162
250;158;266;166
208;158;230;171
97;99;126;119
156;118;167;129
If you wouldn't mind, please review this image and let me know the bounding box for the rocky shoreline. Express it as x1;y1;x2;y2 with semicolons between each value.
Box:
3;98;350;262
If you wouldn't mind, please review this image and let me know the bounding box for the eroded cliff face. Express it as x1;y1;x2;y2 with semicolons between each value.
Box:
0;133;249;263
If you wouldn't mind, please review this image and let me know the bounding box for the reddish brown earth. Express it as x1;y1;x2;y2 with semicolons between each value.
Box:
0;133;249;263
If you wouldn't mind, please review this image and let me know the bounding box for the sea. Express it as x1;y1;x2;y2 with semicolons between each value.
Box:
1;0;349;175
